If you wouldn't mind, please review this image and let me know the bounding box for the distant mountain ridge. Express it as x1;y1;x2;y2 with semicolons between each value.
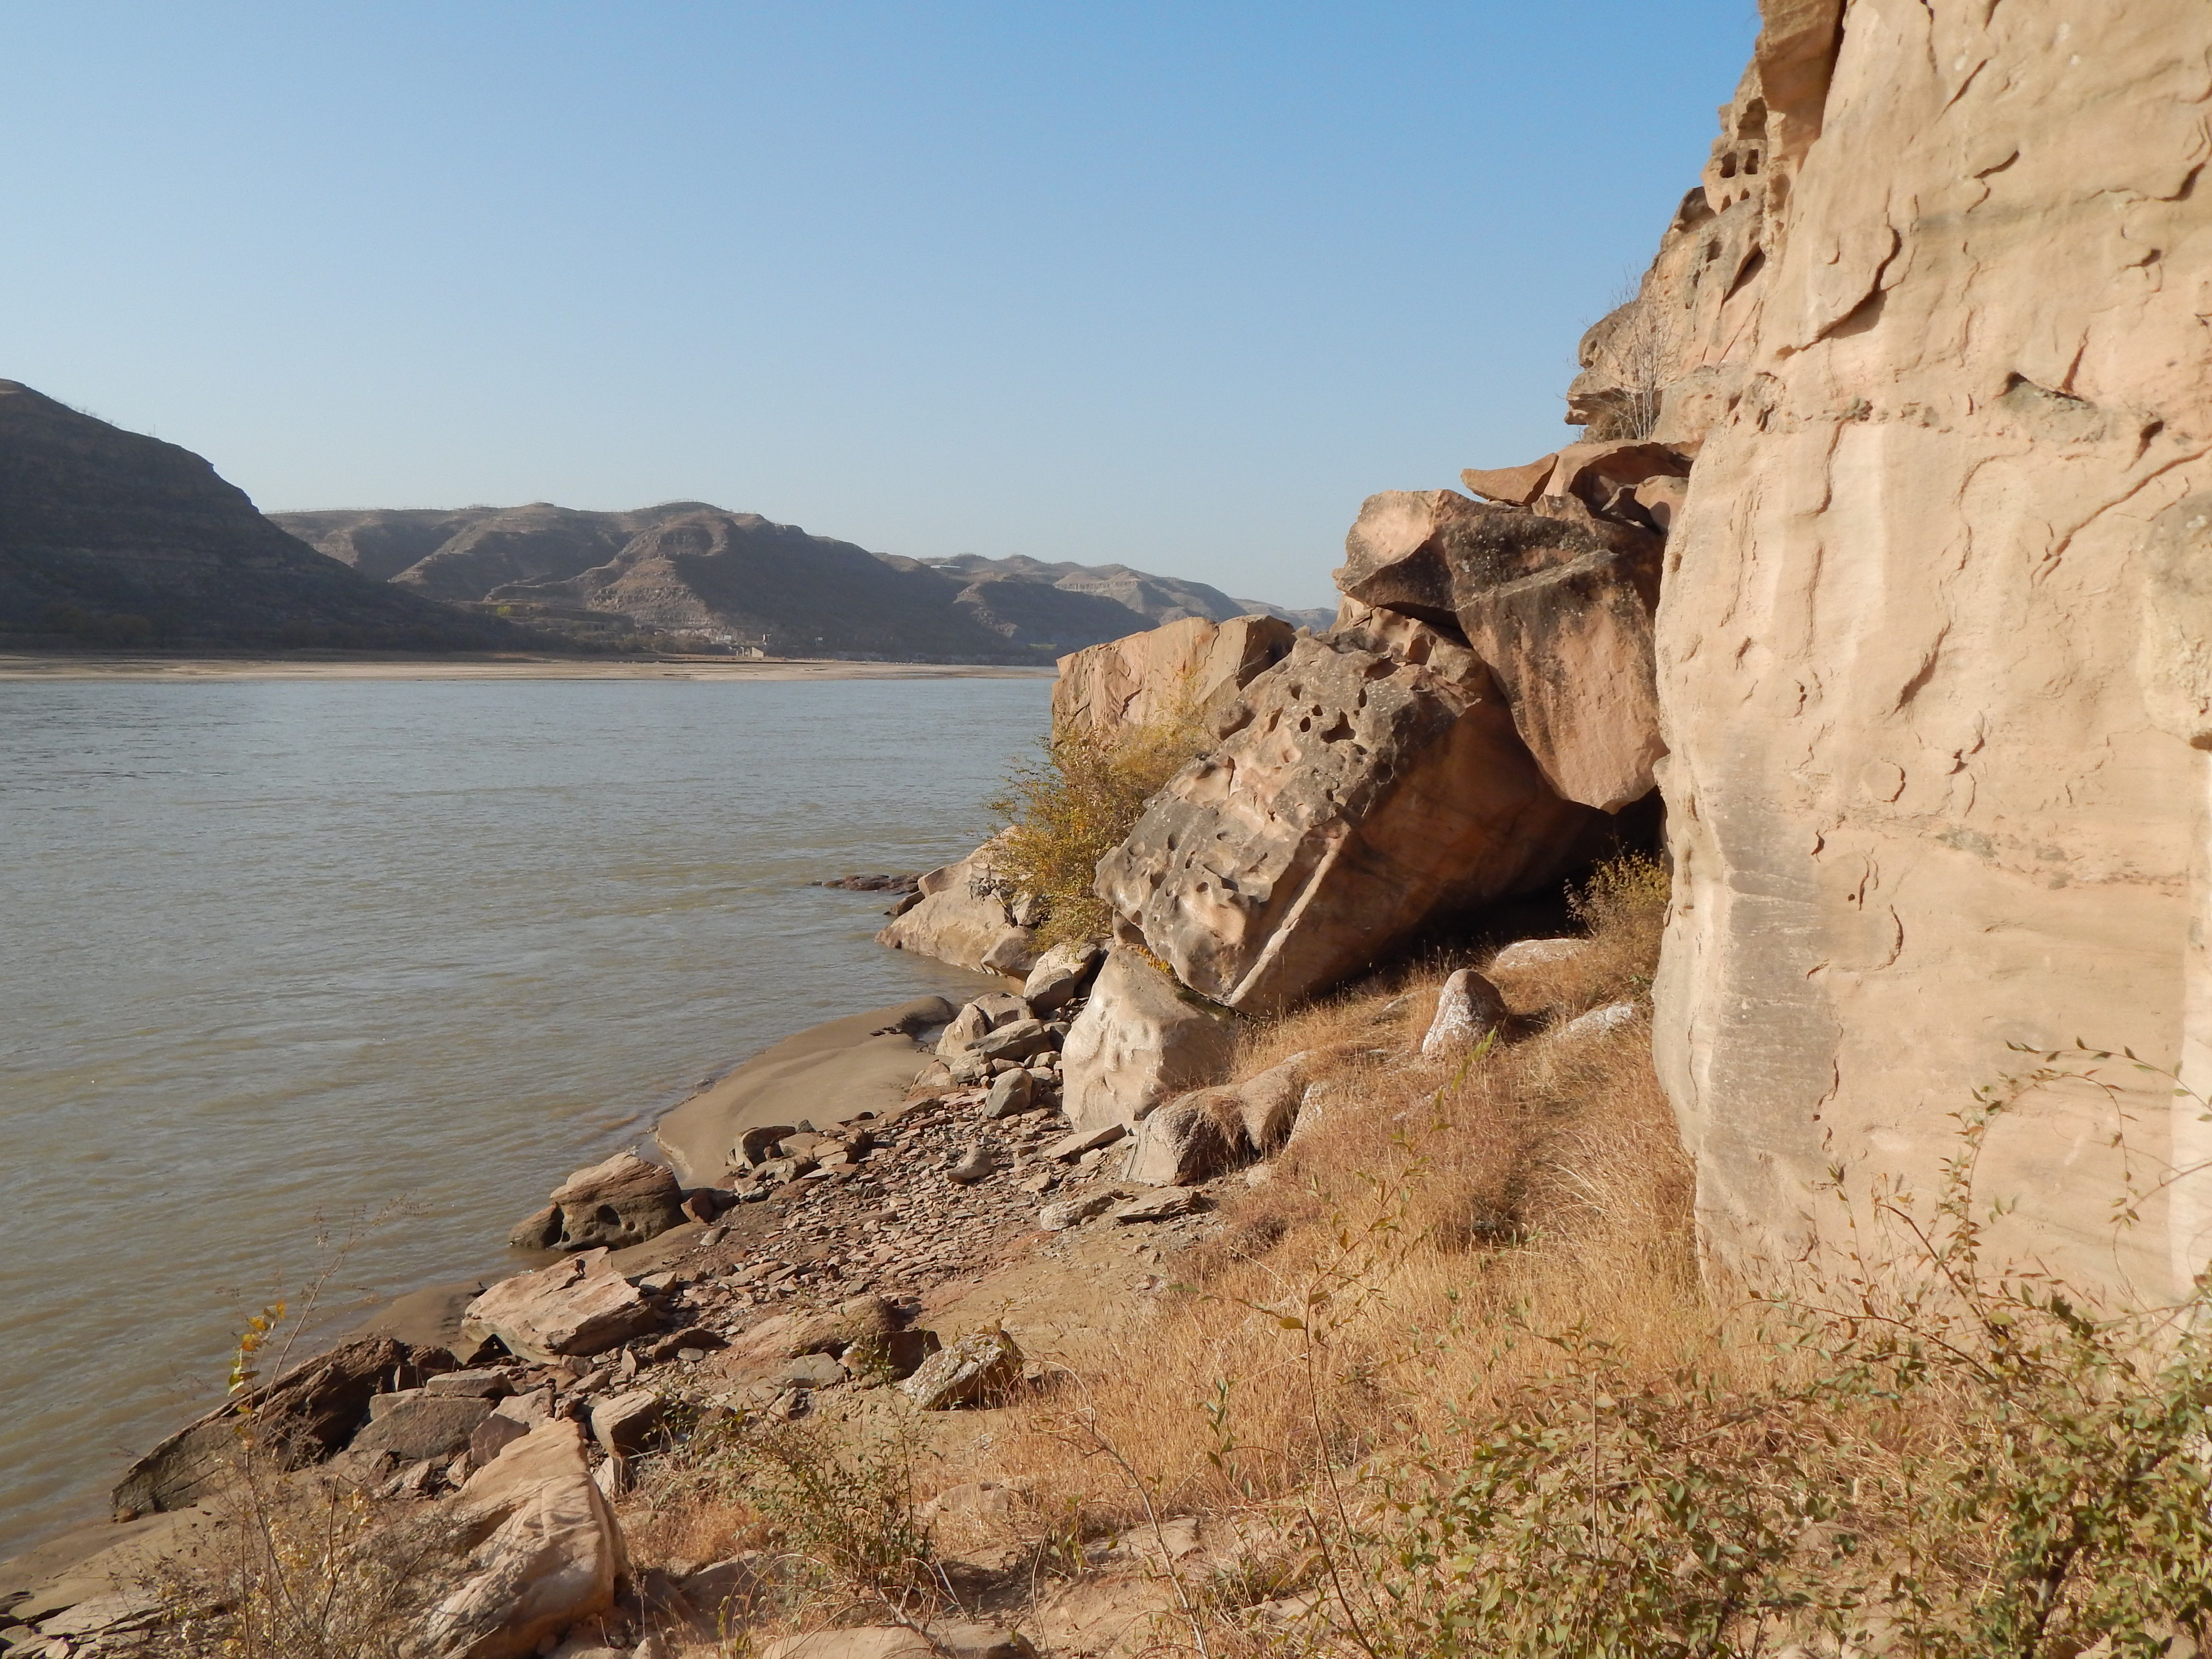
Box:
276;503;1334;658
0;383;518;650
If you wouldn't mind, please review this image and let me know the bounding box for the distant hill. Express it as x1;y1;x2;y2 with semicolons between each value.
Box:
918;553;1336;633
0;383;522;651
276;503;1331;660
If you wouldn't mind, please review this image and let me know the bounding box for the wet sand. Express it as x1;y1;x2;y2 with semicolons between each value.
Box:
0;652;1055;682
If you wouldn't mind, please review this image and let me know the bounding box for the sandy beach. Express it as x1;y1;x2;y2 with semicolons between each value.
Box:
0;652;1056;683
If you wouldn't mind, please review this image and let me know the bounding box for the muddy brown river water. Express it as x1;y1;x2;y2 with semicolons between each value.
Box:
0;673;1047;1556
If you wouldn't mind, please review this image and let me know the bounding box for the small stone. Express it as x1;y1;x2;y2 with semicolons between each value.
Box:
1115;1188;1208;1225
899;1328;1023;1410
1039;1190;1120;1231
1421;968;1509;1059
1018;1169;1056;1194
740;1124;798;1166
1044;1123;1126;1162
948;1144;995;1185
1557;1001;1639;1042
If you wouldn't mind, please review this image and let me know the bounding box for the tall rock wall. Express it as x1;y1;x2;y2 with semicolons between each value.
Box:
1626;0;2212;1296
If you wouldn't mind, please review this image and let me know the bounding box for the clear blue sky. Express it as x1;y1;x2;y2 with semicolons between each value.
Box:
3;2;1758;609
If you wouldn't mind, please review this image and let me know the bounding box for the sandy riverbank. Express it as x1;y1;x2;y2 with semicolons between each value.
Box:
0;652;1056;682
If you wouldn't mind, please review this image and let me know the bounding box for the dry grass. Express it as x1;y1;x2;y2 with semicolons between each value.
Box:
973;858;1701;1532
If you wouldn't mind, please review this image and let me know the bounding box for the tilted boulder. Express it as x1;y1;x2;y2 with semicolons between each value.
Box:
876;838;1039;976
1058;948;1236;1132
1053;614;1296;736
1338;486;1667;813
899;1328;1023;1411
112;1336;434;1517
415;1418;626;1659
541;1151;685;1252
1096;636;1600;1012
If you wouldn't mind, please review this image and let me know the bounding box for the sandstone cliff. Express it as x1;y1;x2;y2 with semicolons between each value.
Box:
0;384;517;651
1566;0;2212;1298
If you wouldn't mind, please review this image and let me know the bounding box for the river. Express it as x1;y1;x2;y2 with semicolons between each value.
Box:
0;673;1049;1557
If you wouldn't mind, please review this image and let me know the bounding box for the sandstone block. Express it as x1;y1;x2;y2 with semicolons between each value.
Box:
588;1388;664;1459
1338;489;1664;813
876;839;1038;975
352;1393;493;1463
1121;1094;1238;1187
111;1335;428;1517
1053;614;1295;737
1116;1187;1208;1224
1058;948;1236;1131
1097;637;1599;1011
460;1256;662;1366
982;1069;1034;1119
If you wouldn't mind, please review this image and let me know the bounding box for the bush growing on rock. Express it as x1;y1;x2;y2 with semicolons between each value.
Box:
988;703;1210;951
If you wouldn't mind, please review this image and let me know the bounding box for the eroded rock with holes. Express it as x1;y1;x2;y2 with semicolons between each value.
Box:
536;1151;686;1252
1096;636;1599;1012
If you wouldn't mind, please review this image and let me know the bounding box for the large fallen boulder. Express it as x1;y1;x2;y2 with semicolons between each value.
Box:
1095;635;1599;1012
1053;614;1297;736
875;838;1039;975
415;1418;626;1659
1338;486;1667;813
459;1255;662;1366
111;1335;434;1517
1058;947;1236;1132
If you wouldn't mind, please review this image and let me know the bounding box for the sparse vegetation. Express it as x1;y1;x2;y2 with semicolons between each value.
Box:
990;703;1212;948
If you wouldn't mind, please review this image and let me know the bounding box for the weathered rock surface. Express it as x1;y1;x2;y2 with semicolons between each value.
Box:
352;1392;495;1463
1058;948;1237;1131
900;1328;1024;1411
1052;613;1297;735
1421;969;1508;1058
1121;1094;1239;1187
417;1418;626;1659
459;1255;662;1366
1096;636;1600;1011
1022;939;1104;1012
541;1151;686;1252
1338;485;1668;813
876;840;1039;975
1610;0;2212;1295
